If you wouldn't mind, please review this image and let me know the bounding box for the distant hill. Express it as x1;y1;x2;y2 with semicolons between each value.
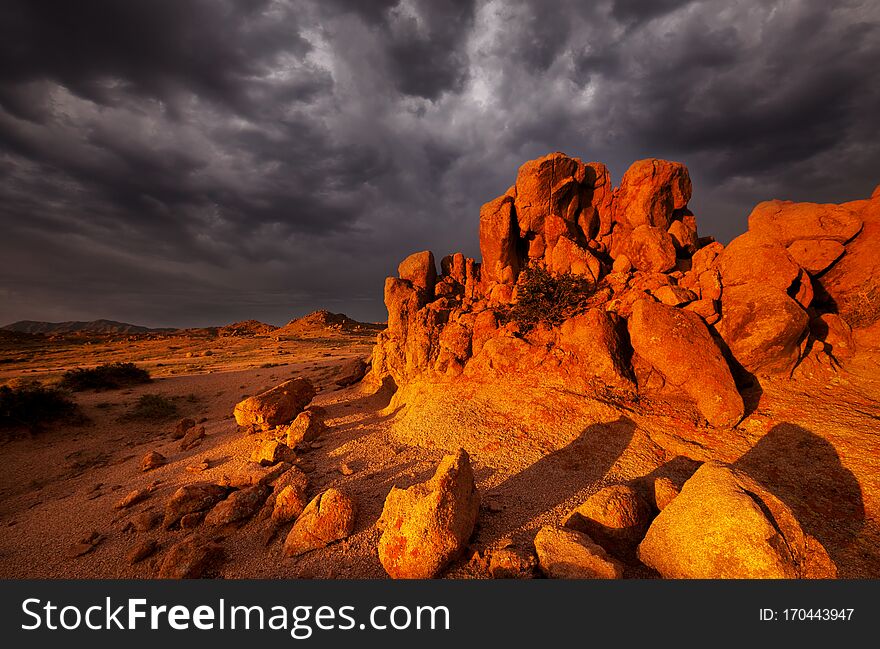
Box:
1;319;166;335
217;320;278;337
273;310;381;338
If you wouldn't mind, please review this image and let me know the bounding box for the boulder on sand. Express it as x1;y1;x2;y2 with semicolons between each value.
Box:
268;466;310;524
204;484;270;526
141;451;166;472
638;462;836;579
163;482;229;529
563;484;651;551
534;525;624;579
487;545;538;579
171;418;196;440
179;425;206;451
233;378;315;429
378;449;480;579
286;410;326;447
157;536;224;579
282;488;357;557
272;485;308;524
251;440;296;466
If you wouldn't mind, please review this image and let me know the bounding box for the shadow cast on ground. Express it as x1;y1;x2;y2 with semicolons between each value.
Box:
487;416;636;541
734;422;866;575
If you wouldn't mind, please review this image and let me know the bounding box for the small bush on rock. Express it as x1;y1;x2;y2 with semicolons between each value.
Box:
503;265;598;330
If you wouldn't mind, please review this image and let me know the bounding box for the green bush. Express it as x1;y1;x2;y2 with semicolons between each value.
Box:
0;381;81;431
502;265;598;330
60;362;152;391
121;394;179;421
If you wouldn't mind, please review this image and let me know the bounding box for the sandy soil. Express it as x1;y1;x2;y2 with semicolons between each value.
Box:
0;327;877;579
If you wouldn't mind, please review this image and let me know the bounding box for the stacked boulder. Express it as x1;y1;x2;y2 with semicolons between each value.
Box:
371;151;879;428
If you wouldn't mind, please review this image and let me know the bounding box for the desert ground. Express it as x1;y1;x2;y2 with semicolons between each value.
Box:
0;312;878;579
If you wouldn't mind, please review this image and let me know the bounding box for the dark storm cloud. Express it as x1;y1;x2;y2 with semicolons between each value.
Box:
0;0;878;327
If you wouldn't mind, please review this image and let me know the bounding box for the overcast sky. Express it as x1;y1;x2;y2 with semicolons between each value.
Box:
1;0;878;327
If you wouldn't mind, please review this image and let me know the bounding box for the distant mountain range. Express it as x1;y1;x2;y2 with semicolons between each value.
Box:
1;319;169;335
1;312;383;338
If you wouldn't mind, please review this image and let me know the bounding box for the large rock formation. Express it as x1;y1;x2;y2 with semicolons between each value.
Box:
370;152;879;428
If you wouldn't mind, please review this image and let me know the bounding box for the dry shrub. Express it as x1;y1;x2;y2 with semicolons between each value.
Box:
501;265;598;330
121;394;179;421
60;362;152;391
0;381;82;432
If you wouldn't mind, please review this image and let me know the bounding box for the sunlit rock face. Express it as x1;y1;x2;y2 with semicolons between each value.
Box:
370;151;878;428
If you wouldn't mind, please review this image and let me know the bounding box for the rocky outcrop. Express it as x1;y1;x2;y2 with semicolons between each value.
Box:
378;449;480;579
233;378;315;429
716;284;810;375
747;200;862;247
625;225;677;273
556;309;633;389
638;463;836;579
612;158;691;231
369;151;878;430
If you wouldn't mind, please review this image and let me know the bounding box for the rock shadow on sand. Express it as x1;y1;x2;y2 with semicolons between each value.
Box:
488;416;636;540
734;422;866;575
